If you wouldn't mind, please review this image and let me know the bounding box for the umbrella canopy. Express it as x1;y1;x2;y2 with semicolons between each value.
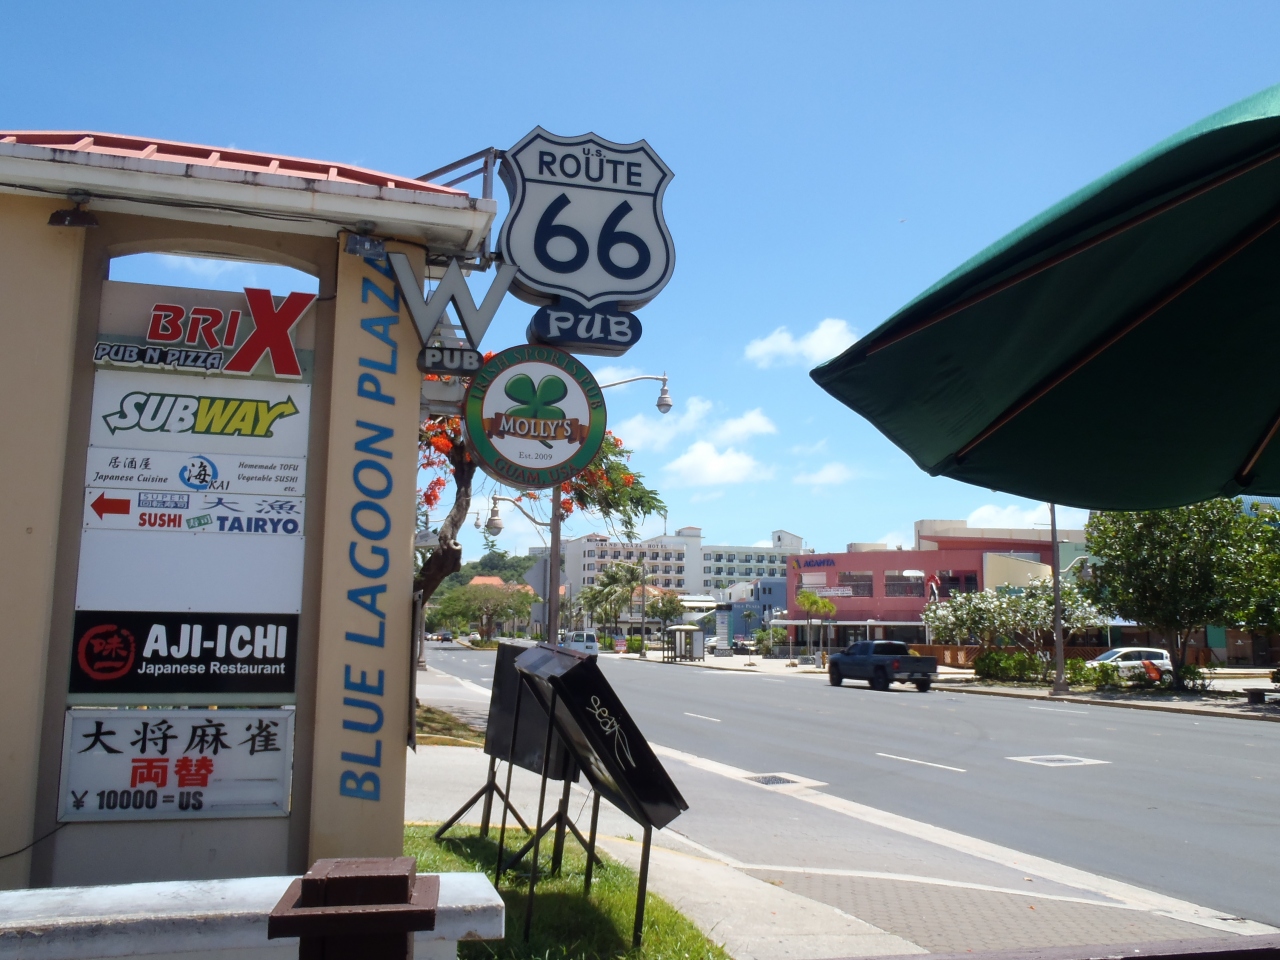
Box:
812;84;1280;511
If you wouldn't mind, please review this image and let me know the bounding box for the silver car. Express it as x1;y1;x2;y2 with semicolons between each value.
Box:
1085;646;1173;677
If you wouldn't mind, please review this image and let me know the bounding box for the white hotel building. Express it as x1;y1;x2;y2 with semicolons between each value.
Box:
558;527;808;603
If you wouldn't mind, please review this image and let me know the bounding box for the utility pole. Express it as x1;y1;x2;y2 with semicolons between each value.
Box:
1050;502;1068;695
546;498;562;644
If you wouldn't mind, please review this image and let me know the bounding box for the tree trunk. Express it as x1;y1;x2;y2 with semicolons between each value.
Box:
414;436;477;602
1170;628;1189;691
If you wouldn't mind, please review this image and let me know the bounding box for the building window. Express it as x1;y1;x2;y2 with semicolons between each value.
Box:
769;554;777;563
625;551;634;560
677;579;685;587
677;553;685;560
837;571;874;597
663;565;672;573
884;571;925;598
715;580;724;588
704;566;712;574
586;549;595;558
756;554;765;563
938;570;979;597
727;553;736;562
676;565;684;574
715;566;723;575
715;553;723;562
727;566;736;575
664;552;672;560
586;563;595;571
612;550;620;559
768;568;776;577
704;579;711;587
704;553;712;561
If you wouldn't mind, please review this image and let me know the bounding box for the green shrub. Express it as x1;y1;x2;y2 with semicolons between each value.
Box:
1064;657;1092;686
1092;661;1122;688
625;636;644;654
1178;662;1210;691
973;649;1049;683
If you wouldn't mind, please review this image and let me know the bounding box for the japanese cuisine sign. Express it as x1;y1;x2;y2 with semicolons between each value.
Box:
59;708;294;822
71;280;316;704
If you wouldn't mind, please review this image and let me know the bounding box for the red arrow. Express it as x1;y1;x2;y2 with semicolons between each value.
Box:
91;493;131;520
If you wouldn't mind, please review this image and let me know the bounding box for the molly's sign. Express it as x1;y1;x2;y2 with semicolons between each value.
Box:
463;344;606;488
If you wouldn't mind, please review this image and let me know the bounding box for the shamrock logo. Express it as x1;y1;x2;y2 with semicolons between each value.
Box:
504;374;568;447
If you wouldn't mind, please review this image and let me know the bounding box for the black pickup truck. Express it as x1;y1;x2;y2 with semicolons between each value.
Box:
828;640;937;692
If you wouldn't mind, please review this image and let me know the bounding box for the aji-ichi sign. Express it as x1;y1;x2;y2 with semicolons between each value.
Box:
463;345;606;488
500;128;674;357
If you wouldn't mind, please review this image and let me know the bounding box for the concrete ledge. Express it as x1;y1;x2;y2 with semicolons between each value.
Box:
0;873;503;960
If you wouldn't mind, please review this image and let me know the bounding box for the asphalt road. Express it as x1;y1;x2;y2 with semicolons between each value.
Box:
421;646;1280;927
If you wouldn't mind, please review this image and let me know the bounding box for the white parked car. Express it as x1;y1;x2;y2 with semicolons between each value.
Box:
561;631;600;655
1086;647;1173;677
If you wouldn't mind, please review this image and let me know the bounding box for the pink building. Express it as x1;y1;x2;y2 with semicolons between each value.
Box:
784;519;1086;645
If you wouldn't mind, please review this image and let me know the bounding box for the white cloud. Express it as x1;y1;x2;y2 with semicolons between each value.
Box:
966;503;1089;530
793;463;856;486
689;490;725;504
612;396;712;451
714;408;777;444
744;318;858;369
752;539;772;548
879;531;909;549
664;441;773;487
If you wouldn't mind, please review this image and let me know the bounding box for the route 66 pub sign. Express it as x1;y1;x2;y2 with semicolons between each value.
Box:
499;128;674;357
463;345;607;488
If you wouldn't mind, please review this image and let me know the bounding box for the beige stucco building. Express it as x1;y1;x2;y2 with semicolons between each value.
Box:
0;132;495;888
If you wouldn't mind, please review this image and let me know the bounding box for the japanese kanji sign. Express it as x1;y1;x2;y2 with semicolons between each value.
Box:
59;708;294;821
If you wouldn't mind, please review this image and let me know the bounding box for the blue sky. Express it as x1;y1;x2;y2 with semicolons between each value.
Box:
13;1;1280;559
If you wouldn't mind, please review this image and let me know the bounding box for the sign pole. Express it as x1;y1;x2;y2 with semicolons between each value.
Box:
547;498;562;644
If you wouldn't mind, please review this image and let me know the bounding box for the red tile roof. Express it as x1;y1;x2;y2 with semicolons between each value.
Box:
0;131;463;196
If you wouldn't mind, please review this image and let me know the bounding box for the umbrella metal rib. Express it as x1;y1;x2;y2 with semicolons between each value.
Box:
946;201;1280;468
863;142;1280;360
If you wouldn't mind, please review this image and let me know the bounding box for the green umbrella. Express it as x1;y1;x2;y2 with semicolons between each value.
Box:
812;84;1280;511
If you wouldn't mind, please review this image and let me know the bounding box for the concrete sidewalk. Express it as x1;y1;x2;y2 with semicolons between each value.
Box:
410;665;1274;958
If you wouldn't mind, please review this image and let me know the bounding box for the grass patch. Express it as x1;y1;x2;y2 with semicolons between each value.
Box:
416;704;484;747
404;824;728;960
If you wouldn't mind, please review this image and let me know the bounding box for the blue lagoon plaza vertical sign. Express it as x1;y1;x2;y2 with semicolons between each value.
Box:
499;128;675;359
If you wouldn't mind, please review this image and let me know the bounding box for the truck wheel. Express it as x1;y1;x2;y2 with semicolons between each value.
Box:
871;668;889;691
915;680;932;692
829;667;842;686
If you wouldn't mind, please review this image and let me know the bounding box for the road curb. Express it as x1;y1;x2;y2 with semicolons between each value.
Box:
933;683;1280;723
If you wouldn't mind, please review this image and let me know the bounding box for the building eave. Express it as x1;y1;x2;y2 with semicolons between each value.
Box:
0;141;497;253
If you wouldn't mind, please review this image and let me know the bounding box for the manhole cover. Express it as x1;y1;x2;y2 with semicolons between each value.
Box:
1008;755;1110;767
747;774;797;785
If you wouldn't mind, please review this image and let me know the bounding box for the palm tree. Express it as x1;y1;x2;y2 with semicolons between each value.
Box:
795;590;836;661
598;561;645;642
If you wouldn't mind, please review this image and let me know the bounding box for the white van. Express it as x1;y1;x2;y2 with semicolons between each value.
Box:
561;631;600;655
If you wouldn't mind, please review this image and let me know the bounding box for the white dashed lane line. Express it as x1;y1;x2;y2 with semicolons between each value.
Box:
876;752;967;773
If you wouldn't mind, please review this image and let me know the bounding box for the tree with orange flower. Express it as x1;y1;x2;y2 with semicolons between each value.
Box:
416;414;663;602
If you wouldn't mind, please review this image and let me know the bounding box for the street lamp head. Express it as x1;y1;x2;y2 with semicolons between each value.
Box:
656;382;673;415
484;502;503;537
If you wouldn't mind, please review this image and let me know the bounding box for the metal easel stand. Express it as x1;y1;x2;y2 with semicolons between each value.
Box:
491;677;606;943
432;753;532;842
